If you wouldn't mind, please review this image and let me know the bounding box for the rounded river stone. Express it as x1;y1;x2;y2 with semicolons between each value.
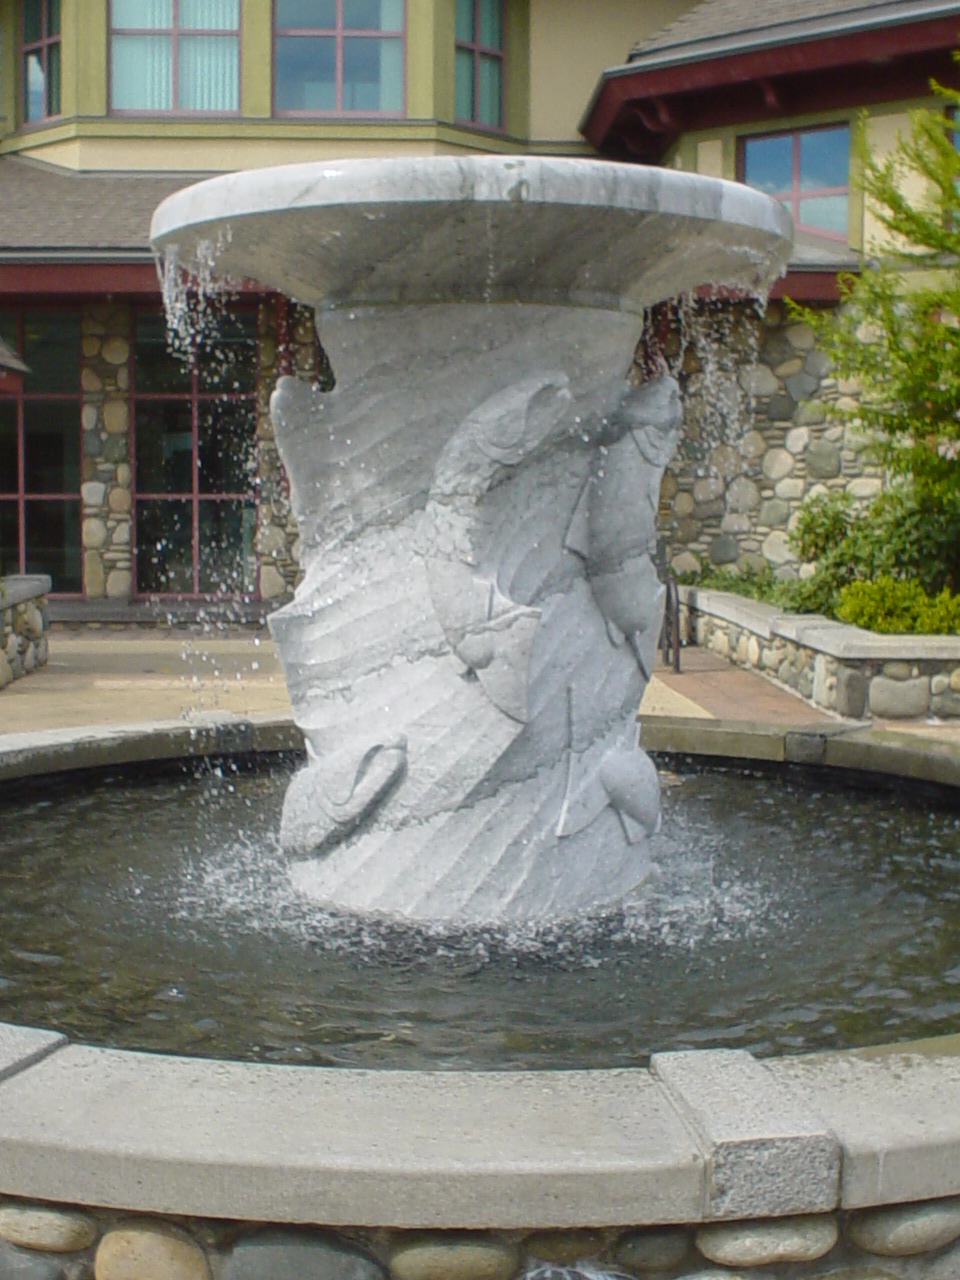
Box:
524;1231;606;1264
614;1227;690;1271
0;1205;97;1253
94;1224;210;1280
696;1214;838;1266
390;1238;520;1280
224;1230;386;1280
847;1197;960;1256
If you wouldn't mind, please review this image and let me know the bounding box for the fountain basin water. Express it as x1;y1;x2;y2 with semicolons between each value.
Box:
151;157;792;926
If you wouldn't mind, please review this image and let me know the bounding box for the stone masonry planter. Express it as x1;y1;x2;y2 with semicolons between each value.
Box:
0;575;50;691
679;585;960;719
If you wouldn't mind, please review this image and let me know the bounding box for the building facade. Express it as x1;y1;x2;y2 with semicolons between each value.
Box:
0;0;693;617
582;0;960;580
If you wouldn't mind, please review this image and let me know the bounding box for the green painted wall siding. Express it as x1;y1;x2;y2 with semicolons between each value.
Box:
241;2;272;118
0;0;16;136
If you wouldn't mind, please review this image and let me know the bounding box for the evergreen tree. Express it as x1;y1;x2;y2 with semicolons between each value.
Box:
796;81;960;497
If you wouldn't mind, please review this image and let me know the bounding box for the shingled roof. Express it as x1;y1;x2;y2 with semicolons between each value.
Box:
0;155;212;257
628;0;960;65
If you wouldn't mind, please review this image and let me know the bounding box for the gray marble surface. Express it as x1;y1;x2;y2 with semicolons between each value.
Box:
151;157;792;926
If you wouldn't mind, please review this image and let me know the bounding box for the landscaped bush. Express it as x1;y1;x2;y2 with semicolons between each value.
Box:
835;576;960;634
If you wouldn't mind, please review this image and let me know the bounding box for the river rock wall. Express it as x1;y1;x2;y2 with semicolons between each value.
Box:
4;1197;960;1280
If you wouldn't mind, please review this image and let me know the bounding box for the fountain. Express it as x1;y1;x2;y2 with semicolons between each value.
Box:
4;157;960;1280
150;156;791;926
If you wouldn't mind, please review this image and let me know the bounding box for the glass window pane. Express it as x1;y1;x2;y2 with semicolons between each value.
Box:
23;312;80;393
135;401;193;494
743;134;792;196
343;36;401;111
23;0;43;44
111;0;172;29
196;311;257;392
0;501;18;575
46;41;61;114
455;46;473;120
24;52;45;121
199;499;256;594
134;313;191;392
477;53;500;127
48;0;61;36
111;34;172;109
797;194;849;235
178;35;238;110
25;499;81;592
343;0;402;30
276;0;335;27
275;36;336;111
455;0;474;43
477;0;500;49
0;314;18;351
799;126;850;190
180;0;238;29
198;401;255;494
0;402;18;492
136;498;193;593
23;402;79;493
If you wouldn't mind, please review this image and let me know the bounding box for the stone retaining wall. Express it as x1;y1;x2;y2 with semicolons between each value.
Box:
4;1197;960;1280
0;576;50;690
680;586;960;719
660;300;878;580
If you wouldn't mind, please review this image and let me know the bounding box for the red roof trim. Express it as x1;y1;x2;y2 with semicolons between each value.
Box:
0;261;268;298
584;14;960;156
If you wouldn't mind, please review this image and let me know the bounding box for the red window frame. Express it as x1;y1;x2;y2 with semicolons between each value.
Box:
454;0;504;132
109;0;241;116
21;0;61;124
129;308;260;601
273;0;406;118
0;309;83;597
739;124;850;242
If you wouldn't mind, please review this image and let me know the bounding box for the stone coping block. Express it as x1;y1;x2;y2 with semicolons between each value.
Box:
769;1046;960;1208
678;588;784;640
0;714;303;784
0;1025;66;1084
650;1049;840;1219
0;575;51;610
679;585;960;663
639;719;787;762
0;1043;703;1228
2;1026;960;1230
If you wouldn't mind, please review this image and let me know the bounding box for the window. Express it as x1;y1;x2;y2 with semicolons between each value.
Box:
0;311;82;593
22;0;61;122
741;124;850;240
274;0;404;116
131;310;258;598
110;0;240;113
455;0;502;130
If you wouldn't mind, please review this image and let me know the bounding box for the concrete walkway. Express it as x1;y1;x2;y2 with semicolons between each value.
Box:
1;623;959;745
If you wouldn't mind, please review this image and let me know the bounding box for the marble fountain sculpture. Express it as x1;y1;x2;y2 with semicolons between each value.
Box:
151;157;792;927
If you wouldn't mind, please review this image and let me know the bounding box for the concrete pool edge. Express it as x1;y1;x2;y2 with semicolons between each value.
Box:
3;714;960;1248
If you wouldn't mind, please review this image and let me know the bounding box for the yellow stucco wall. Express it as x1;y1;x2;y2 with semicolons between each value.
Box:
0;0;15;137
862;108;930;254
527;0;695;145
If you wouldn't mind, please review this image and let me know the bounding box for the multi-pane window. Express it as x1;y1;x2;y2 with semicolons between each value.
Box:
455;0;503;130
110;0;240;113
741;124;850;240
0;311;82;594
274;0;404;116
131;311;258;598
22;0;61;122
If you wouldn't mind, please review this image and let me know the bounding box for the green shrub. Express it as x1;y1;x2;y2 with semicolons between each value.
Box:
835;576;960;634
